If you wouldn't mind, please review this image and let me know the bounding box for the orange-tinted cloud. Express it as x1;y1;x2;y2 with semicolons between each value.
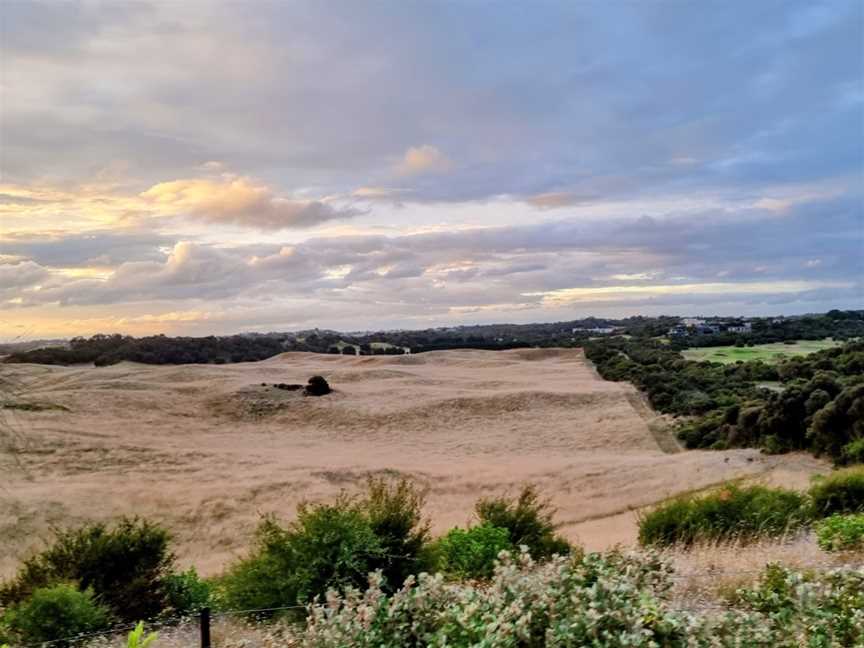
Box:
396;145;453;176
141;176;362;229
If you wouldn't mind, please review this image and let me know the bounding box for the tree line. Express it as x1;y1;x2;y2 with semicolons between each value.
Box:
4;310;862;366
3;334;287;366
585;337;864;465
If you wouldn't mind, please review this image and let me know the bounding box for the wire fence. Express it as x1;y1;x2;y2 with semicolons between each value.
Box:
19;604;310;648
15;562;864;647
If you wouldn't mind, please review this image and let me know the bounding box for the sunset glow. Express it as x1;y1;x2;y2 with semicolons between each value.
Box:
1;1;861;340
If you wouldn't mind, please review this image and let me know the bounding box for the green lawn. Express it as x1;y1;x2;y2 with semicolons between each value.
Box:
682;339;842;364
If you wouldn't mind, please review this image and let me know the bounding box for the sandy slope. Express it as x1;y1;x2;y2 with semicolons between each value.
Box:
0;348;827;576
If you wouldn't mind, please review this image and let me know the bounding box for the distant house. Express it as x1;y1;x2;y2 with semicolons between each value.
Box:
698;324;721;335
572;327;617;335
726;322;752;334
668;320;719;337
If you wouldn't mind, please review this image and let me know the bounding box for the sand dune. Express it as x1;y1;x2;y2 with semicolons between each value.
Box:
0;348;827;576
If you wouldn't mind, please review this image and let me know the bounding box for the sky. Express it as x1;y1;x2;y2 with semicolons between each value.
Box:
0;0;862;340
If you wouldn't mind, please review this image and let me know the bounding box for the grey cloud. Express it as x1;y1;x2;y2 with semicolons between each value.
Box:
3;1;860;204
2;0;860;327
0;261;50;298
10;193;860;316
184;200;363;230
0;230;173;267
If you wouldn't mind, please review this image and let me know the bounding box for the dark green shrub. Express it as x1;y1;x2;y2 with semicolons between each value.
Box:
809;466;864;516
288;498;385;601
221;478;432;613
762;434;788;455
430;524;513;579
670;389;716;414
164;567;211;615
221;499;385;613
842;438;864;464
361;476;430;590
638;483;810;546
0;517;174;622
677;410;726;449
0;584;110;645
305;376;331;396
475;485;571;558
216;521;295;615
807;383;864;463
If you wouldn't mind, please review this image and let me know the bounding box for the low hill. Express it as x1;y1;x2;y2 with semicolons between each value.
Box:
0;348;827;577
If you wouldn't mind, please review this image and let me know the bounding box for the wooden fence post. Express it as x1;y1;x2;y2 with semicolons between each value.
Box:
200;607;211;648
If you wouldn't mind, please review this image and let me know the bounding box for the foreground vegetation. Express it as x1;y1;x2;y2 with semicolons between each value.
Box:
1;475;862;646
586;337;864;464
0;481;572;645
301;553;863;647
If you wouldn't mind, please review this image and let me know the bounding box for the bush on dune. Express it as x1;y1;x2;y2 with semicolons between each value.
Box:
215;519;298;615
304;375;331;396
363;476;431;590
0;584;111;646
809;465;864;517
427;524;513;579
163;567;212;614
638;483;810;547
220;478;431;614
0;517;174;622
220;504;384;615
474;484;572;559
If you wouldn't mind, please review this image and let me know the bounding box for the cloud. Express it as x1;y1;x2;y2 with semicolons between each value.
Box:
396;145;453;176
2;1;860;205
352;187;411;200
0;260;50;299
524;192;598;209
0;229;172;267
1;0;860;335
140;177;362;229
525;280;853;307
7;192;860;320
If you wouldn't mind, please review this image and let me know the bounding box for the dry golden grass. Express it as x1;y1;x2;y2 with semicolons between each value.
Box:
1;349;830;578
84;616;300;648
660;532;860;610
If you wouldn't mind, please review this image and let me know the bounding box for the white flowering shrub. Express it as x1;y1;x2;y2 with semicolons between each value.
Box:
711;564;864;647
302;549;691;647
301;550;864;648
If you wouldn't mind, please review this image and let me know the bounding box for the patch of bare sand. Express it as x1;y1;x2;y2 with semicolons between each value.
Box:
0;349;829;577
